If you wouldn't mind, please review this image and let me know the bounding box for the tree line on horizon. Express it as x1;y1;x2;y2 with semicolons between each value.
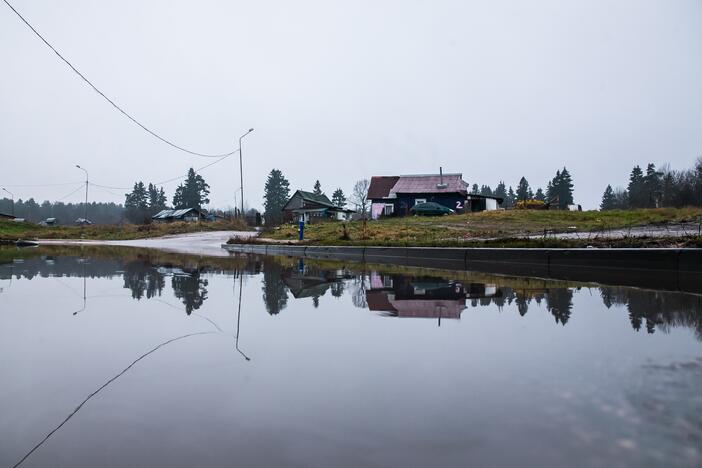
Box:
600;159;702;210
470;167;575;209
0;198;123;225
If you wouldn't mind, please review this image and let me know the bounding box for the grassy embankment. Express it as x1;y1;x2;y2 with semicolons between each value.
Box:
247;208;702;248
0;219;250;242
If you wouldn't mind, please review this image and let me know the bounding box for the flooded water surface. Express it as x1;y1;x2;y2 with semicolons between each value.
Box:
1;246;701;468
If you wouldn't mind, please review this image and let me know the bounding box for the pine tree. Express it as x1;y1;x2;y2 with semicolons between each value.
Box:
172;185;185;209
148;183;158;209
545;180;554;202
643;163;662;208
331;188;347;207
494;181;507;203
263;169;291;225
516;177;531;201
125;181;149;223
506;186;516;207
627;165;646;208
313;180;323;196
157;187;167;208
600;185;616;210
558;167;574;208
471;183;479;194
480;185;493;197
546;168;574;209
534;188;545;201
173;168;210;209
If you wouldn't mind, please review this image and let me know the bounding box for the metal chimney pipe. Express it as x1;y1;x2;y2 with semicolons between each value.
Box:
439;166;443;185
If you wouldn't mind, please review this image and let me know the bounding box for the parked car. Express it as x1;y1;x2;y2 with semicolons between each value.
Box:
39;218;57;226
410;202;454;216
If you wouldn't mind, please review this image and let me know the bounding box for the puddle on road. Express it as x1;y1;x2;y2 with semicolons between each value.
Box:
1;245;701;468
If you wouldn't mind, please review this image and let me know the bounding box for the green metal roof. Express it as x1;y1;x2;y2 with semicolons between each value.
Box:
295;190;336;208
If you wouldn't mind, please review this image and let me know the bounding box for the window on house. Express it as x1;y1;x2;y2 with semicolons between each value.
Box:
414;198;427;206
384;204;394;215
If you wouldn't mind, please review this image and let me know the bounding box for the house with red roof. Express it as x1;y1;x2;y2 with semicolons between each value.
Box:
367;170;502;219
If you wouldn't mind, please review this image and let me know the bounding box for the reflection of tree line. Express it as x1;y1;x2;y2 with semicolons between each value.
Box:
4;254;701;339
262;265;702;339
601;287;702;339
121;262;214;315
1;255;236;316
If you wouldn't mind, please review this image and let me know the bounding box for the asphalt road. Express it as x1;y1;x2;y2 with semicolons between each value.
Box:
38;230;256;257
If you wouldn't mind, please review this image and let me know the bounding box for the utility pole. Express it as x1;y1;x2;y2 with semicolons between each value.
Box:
238;128;254;219
75;165;89;222
2;188;14;216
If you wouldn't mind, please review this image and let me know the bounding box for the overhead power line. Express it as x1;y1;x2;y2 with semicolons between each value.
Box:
2;0;238;158
2;181;83;188
56;184;86;201
4;153;232;199
91;154;232;191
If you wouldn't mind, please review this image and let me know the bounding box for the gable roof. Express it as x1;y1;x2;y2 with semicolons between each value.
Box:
391;173;468;195
367;176;400;199
293;190;336;208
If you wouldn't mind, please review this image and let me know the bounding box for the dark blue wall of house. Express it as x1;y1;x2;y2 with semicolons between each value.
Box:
390;193;467;216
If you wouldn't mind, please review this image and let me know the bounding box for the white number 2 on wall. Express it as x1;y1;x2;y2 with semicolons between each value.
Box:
456;201;463;210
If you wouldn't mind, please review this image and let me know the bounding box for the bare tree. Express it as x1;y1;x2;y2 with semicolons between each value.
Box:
351;179;370;216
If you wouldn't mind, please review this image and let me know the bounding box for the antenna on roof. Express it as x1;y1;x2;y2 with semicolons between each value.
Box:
437;167;448;189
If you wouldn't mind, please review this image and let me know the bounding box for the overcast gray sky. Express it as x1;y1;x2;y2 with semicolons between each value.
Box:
1;0;701;210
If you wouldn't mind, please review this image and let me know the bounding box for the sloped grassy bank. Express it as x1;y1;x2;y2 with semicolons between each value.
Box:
250;208;702;248
0;219;250;243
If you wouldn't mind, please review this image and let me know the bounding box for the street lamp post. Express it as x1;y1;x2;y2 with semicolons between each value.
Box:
1;188;14;216
75;165;89;222
238;128;254;219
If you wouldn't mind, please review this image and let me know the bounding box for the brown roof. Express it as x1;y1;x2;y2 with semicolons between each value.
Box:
366;290;397;312
391;174;468;195
388;299;465;319
367;176;400;199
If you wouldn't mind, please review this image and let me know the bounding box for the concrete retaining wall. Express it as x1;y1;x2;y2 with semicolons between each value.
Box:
222;243;702;274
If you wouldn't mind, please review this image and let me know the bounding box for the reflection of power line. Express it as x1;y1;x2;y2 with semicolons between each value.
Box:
11;331;216;468
75;293;225;333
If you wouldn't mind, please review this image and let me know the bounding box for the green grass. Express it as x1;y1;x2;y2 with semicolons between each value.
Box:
259;208;702;247
0;219;250;242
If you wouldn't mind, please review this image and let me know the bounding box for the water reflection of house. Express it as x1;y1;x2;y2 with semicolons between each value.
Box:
366;272;502;322
281;268;351;299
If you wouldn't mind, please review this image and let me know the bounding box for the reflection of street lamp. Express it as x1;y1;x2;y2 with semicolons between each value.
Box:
75;165;89;222
73;262;87;316
1;188;14;216
238;128;254;218
235;273;251;361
